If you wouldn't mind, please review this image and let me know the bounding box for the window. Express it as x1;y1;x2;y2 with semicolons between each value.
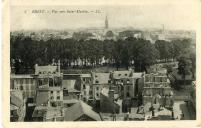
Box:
83;78;86;82
58;102;61;106
57;91;60;95
50;91;53;94
57;96;60;100
63;90;69;96
25;79;29;84
49;78;53;87
127;86;130;91
125;74;127;76
20;86;23;90
108;80;111;83
96;93;99;97
127;79;130;84
95;75;98;78
83;85;86;89
50;96;54;100
95;80;99;83
89;90;93;95
96;87;99;90
20;79;23;85
118;74;121;76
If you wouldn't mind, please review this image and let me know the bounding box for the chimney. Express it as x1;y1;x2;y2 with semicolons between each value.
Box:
35;64;38;75
109;90;114;100
58;60;60;73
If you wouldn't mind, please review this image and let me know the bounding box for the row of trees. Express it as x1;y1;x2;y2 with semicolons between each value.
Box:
10;34;195;73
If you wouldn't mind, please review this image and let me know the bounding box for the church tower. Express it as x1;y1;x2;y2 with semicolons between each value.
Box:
105;15;109;29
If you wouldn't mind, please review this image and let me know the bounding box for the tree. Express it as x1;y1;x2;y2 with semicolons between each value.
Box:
178;55;192;80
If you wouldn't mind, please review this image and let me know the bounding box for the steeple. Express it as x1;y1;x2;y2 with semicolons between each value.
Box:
105;15;109;29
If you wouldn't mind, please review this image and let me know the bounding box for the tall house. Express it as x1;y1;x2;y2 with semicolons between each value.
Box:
142;73;173;108
34;63;63;108
10;74;37;101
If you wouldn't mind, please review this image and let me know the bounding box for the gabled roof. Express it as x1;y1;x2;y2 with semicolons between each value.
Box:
113;70;133;79
64;101;101;121
93;73;110;84
10;94;23;107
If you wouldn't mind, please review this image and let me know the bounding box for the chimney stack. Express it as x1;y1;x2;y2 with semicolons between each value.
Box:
109;90;114;100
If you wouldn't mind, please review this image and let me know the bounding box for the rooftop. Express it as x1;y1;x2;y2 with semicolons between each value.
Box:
10;74;34;78
10;94;23;107
64;101;101;121
36;90;49;106
93;73;110;84
113;70;133;79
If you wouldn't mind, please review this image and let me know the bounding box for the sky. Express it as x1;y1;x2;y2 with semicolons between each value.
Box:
10;4;199;31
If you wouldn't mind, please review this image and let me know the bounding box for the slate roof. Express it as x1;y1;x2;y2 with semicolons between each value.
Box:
133;73;143;78
113;70;133;79
80;74;91;78
64;101;101;121
36;91;49;106
10;94;23;107
93;73;110;84
63;99;79;104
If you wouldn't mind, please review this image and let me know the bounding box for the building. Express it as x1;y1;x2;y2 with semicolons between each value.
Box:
112;70;144;99
34;62;63;108
100;87;121;114
92;72;111;100
10;74;37;101
32;63;64;121
142;73;174;111
79;74;93;102
64;101;102;121
62;79;80;107
10;92;25;121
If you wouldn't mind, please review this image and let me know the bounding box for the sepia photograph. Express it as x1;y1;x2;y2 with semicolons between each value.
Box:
8;3;197;123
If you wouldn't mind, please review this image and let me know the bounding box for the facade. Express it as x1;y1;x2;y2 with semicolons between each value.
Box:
79;74;93;102
92;72;111;100
10;74;37;100
142;73;174;110
32;63;64;121
63;79;80;107
112;70;144;99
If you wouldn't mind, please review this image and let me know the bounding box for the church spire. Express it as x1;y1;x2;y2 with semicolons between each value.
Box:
105;15;109;29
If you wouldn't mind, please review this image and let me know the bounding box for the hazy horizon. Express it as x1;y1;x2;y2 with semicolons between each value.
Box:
11;5;199;31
